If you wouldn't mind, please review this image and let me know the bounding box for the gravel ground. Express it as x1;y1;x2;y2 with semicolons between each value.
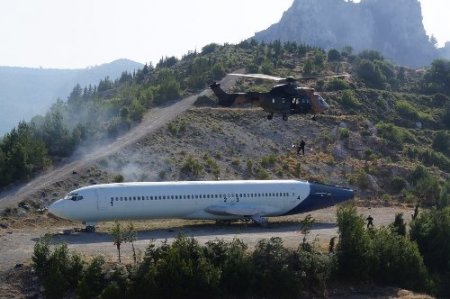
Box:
0;205;414;270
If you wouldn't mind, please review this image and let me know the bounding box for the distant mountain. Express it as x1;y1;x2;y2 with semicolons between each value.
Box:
253;0;443;67
0;59;143;135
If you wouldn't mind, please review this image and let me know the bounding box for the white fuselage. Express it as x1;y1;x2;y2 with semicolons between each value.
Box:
49;180;354;225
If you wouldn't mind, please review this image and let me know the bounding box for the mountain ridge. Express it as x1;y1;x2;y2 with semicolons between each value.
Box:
0;58;143;134
253;0;443;67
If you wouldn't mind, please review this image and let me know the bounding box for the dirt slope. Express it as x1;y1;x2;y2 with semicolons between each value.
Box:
0;76;237;211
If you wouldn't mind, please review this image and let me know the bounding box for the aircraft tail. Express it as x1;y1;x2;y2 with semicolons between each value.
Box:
209;82;260;107
209;82;235;107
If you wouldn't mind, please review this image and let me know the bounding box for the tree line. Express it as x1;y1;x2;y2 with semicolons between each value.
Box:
32;204;450;298
1;41;449;192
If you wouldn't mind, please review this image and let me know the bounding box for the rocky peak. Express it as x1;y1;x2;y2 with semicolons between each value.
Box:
254;0;438;67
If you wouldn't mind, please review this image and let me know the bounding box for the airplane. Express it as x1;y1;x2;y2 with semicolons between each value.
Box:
48;179;354;232
209;73;347;121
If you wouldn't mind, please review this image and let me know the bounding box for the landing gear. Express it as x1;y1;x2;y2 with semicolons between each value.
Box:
267;113;274;120
251;215;268;226
85;226;96;233
282;114;288;121
83;222;97;233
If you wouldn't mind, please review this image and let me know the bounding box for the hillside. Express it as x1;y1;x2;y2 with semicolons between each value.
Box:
0;59;143;134
0;41;448;211
253;0;441;67
0;41;449;297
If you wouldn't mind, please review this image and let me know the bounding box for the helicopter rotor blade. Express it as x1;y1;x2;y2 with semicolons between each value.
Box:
228;72;351;83
294;73;351;81
229;73;286;82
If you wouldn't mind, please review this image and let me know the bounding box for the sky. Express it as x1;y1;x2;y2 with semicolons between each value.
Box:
0;0;449;69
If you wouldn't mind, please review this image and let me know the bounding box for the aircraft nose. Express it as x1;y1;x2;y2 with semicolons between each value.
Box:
319;96;330;110
48;199;66;219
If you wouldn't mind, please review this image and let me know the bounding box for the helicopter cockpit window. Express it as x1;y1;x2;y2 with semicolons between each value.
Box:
64;193;84;201
317;95;329;109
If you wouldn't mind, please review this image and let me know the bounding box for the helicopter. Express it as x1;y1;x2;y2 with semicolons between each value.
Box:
209;73;348;121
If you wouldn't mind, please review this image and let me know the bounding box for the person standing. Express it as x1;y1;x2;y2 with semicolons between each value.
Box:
297;139;306;155
366;215;374;229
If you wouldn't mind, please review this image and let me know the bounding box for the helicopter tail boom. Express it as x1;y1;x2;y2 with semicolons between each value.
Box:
210;82;260;107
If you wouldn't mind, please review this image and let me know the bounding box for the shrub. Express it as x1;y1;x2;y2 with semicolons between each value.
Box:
336;205;371;280
340;90;361;108
326;78;349;91
327;49;341;61
32;235;51;278
357;59;386;89
113;174;124;183
33;242;85;299
261;154;277;168
432;131;450;157
181;156;203;177
77;256;106;299
410;207;450;296
336;205;432;293
390;176;407;193
252;237;297;298
370;228;431;292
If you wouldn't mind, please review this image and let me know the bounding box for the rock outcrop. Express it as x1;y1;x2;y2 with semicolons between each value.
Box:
254;0;440;67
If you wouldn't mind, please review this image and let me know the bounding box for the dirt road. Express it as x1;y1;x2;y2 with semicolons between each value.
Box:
0;205;413;270
0;76;238;211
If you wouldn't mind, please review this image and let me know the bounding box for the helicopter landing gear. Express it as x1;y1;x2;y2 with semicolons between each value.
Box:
267;113;274;120
311;115;317;121
282;114;288;121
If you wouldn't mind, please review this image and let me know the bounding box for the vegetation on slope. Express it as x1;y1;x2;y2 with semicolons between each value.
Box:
32;204;450;298
1;40;449;213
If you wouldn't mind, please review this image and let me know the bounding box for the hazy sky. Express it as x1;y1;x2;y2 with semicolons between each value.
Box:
0;0;449;69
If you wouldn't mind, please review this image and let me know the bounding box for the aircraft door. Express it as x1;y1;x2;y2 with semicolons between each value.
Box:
96;190;109;211
288;187;301;207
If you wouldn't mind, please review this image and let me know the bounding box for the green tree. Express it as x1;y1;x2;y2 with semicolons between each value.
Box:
391;213;406;236
357;59;386;89
125;222;138;264
336;205;371;280
423;59;450;95
300;214;315;249
410;207;450;296
327;49;341;61
77;256;106;299
111;221;125;263
432;131;450;157
252;237;296;298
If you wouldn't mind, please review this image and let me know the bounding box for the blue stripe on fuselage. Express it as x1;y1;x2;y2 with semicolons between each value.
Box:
284;182;354;215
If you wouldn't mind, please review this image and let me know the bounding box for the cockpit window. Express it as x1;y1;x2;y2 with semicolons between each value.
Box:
64;193;83;201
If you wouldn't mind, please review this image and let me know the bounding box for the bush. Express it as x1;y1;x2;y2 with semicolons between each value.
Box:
336;205;371;280
336;205;432;293
376;122;417;149
432;131;450;157
410;207;450;296
327;49;341;61
252;237;297;298
32;241;85;299
340;90;361;108
370;228;431;291
181;156;203;177
205;239;253;298
357;59;386;89
113;174;124;183
390;176;407;193
76;256;106;299
326;78;350;91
